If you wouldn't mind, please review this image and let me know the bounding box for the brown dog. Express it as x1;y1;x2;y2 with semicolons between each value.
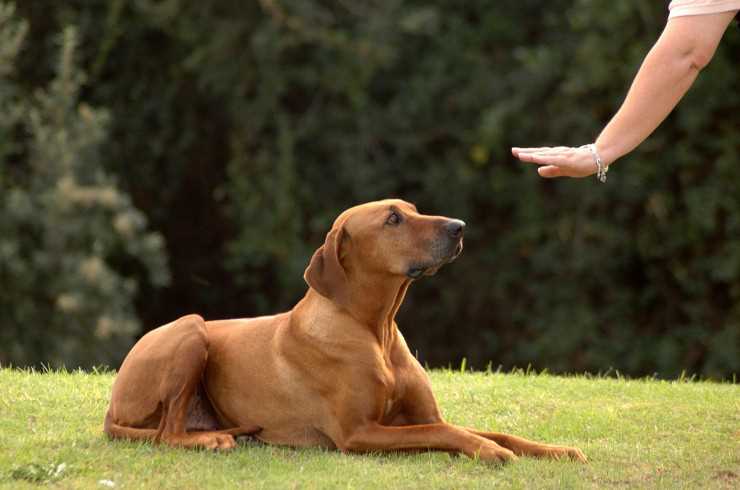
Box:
104;199;586;463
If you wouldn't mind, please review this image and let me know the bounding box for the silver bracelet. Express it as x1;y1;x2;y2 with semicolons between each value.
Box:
581;144;608;183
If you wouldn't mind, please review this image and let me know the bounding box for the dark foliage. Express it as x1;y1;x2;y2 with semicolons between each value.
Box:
4;0;739;377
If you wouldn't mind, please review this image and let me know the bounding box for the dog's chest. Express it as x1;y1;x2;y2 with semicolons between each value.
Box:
384;396;395;417
379;363;406;419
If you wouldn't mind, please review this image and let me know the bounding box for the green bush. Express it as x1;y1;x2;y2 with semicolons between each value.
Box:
0;6;168;368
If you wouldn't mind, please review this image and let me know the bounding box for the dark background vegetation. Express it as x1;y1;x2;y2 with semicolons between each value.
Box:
1;0;738;378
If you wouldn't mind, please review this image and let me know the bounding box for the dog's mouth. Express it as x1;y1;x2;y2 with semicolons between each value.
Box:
406;240;464;279
451;241;464;261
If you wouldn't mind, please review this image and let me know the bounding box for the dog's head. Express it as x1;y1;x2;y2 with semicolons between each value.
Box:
304;199;464;305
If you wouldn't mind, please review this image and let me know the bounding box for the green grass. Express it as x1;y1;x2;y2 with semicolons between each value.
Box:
1;368;738;489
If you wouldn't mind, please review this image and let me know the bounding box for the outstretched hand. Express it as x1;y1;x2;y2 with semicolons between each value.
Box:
512;146;600;179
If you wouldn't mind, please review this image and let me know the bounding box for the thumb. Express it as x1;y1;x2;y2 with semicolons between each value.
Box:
538;165;563;178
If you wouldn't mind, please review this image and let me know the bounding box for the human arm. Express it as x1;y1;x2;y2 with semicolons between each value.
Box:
512;10;737;179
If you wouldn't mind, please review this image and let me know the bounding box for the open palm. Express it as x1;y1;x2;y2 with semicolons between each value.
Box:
512;146;599;179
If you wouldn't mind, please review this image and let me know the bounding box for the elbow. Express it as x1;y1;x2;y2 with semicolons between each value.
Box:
684;43;715;72
689;49;712;72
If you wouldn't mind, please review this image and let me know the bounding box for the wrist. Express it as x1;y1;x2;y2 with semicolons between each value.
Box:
593;140;620;167
581;144;608;183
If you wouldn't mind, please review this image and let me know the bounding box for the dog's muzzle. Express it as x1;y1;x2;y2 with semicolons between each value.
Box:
407;219;465;279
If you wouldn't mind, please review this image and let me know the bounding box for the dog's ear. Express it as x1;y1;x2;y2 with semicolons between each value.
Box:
304;225;349;307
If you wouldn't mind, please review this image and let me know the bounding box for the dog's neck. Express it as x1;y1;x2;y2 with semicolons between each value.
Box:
299;273;411;355
344;272;411;353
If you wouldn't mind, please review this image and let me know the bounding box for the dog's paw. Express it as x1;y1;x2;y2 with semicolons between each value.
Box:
197;433;237;451
477;444;519;464
213;433;237;450
546;445;587;463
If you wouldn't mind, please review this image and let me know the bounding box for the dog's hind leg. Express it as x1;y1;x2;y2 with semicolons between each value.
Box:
104;409;160;441
105;314;254;450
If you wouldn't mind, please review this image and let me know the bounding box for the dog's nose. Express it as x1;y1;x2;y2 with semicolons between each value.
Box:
445;219;466;238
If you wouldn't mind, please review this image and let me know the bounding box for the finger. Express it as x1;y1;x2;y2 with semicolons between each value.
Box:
522;146;573;154
513;147;552;155
516;149;574;162
532;148;575;158
517;153;566;166
515;151;544;163
538;165;563;178
516;152;547;164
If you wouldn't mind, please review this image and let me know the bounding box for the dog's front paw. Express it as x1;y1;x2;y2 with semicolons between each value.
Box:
476;444;518;464
546;445;587;463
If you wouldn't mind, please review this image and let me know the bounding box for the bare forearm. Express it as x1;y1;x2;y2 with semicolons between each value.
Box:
513;11;736;179
596;12;736;165
596;40;701;164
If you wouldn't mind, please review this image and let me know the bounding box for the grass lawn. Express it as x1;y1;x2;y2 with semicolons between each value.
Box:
0;367;738;489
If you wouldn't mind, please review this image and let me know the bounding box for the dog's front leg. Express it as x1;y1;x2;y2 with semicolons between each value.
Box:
464;429;587;462
338;423;517;463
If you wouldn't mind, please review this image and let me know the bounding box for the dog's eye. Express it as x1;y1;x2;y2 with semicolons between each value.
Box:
386;212;401;226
